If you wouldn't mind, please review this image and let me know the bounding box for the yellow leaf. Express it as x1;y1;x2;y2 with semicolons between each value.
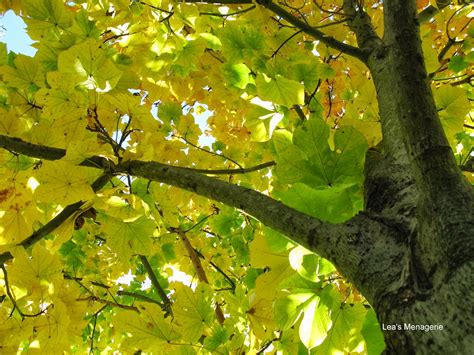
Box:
0;315;34;352
114;304;181;352
0;54;45;90
35;87;88;121
57;39;123;91
8;245;62;295
0;109;28;137
0;209;34;244
34;161;96;205
101;215;157;260
173;283;215;342
247;293;276;339
32;301;71;353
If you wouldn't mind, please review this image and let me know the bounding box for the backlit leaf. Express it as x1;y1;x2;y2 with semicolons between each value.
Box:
34;161;96;205
256;73;305;107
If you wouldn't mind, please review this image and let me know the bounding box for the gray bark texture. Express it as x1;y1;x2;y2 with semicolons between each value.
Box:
0;0;472;353
346;0;474;352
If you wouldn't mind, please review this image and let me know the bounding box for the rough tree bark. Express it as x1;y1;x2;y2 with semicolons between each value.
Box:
0;0;472;353
344;0;474;352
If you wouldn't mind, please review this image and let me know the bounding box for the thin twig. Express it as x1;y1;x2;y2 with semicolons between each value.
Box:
176;161;276;174
183;211;218;233
139;255;173;316
117;290;165;306
293;105;307;121
170;228;226;324
139;0;173;13
193;248;236;291
176;134;243;169
89;305;107;355
77;296;139;311
271;30;303;58
1;265;50;318
200;5;256;17
312;0;345;16
205;49;225;63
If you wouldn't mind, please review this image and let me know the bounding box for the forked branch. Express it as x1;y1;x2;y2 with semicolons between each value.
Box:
256;0;366;61
0;136;404;304
178;0;366;61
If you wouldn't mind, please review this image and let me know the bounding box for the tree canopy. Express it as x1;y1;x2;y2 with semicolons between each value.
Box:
0;0;472;353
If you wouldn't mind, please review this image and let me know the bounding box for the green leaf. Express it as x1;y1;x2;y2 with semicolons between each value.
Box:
59;239;85;271
0;54;45;90
70;10;100;39
275;183;356;223
273;119;367;189
245;104;284;142
289;61;320;92
174;37;206;72
448;55;468;72
221;63;251;89
203;326;229;351
434;86;470;142
274;292;315;330
256;73;305;106
275;274;326;334
57;39;123;90
0;42;7;65
289;246;335;282
158;101;183;124
173;283;215;342
272;129;308;184
209;206;243;236
219;23;265;62
102;215;156;260
361;309;386;355
264;227;295;253
276;327;303;354
272;118;367;222
300;292;332;349
292;119;368;188
313;288;367;355
200;33;222;51
465;51;474;63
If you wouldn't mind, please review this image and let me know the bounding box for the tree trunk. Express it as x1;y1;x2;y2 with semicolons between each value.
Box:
354;0;474;352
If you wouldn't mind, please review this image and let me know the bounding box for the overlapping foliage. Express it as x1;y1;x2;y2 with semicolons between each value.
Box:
0;0;472;353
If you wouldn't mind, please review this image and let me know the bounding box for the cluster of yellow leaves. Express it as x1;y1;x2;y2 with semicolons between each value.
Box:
1;245;88;353
0;0;471;353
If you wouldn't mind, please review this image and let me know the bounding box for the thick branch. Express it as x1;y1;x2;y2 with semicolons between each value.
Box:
119;159;405;303
257;0;365;61
181;0;365;61
0;136;404;303
0;173;111;265
342;0;382;55
381;0;474;278
0;134;274;175
0;135;110;169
